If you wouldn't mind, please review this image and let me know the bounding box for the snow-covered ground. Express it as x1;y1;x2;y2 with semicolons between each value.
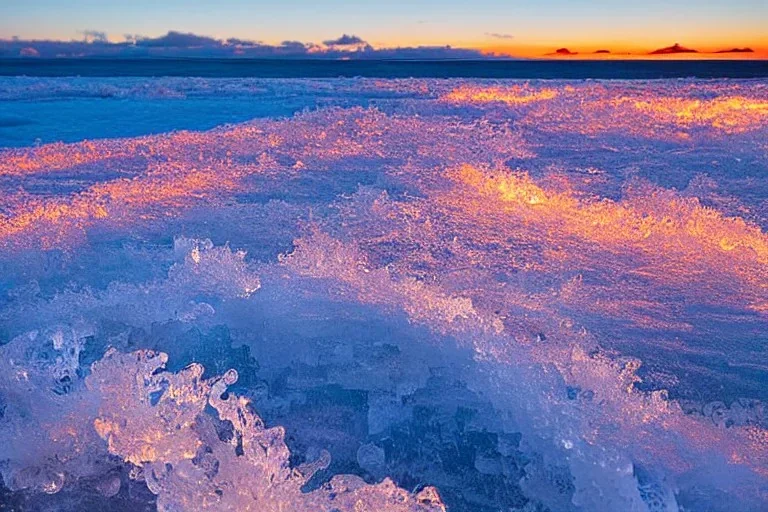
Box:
1;78;767;511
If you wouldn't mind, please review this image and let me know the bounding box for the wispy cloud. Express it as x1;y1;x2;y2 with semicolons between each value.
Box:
226;37;262;46
485;32;514;40
322;34;368;46
80;30;108;43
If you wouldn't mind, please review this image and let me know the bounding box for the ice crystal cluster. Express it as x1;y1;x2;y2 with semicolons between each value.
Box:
0;78;767;511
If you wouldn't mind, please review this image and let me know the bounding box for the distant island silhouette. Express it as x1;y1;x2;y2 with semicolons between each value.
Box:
649;43;698;55
714;47;754;53
549;48;578;56
531;43;760;58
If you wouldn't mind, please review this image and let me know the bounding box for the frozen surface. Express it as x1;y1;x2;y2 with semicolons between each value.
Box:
0;78;767;511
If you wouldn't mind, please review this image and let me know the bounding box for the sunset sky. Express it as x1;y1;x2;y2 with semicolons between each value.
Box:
1;0;767;57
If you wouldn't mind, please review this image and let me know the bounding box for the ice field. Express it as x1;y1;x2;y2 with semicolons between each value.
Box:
0;77;767;511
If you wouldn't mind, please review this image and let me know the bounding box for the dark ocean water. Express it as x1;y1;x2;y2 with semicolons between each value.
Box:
1;58;767;78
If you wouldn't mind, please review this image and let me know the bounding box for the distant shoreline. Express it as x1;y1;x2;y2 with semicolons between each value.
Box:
1;58;766;79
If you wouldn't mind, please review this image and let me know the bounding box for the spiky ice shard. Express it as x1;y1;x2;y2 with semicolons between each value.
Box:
87;349;444;512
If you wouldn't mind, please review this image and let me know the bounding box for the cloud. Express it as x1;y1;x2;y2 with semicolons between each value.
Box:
323;34;367;46
123;34;146;44
226;37;261;47
485;32;514;40
0;31;501;60
280;40;308;50
80;30;108;43
0;38;130;59
19;47;40;57
359;45;487;59
135;31;220;48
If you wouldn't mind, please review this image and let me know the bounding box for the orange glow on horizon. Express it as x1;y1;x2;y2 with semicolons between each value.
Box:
476;42;768;59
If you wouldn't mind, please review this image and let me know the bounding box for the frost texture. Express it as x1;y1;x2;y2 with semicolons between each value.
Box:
1;78;767;512
0;326;102;495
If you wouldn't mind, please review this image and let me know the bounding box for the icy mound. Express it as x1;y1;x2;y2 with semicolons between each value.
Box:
1;79;767;511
